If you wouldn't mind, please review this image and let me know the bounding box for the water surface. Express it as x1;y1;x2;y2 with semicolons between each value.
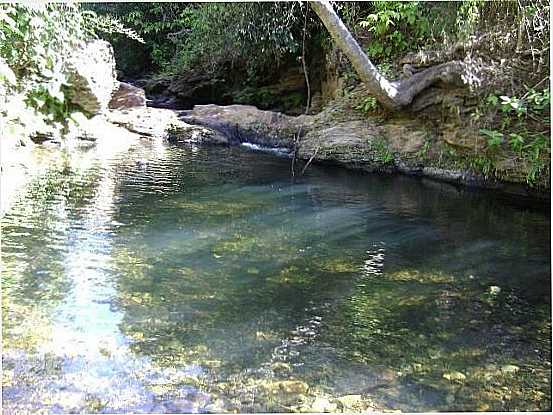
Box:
2;140;551;413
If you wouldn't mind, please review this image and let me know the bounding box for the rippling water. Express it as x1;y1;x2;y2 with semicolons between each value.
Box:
2;140;551;413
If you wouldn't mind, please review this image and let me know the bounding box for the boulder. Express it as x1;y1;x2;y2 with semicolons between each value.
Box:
180;104;311;148
65;40;118;114
108;82;146;109
297;120;389;171
336;394;364;409
105;107;226;144
443;371;467;381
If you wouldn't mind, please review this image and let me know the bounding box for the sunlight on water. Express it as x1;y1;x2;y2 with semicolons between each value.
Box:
2;140;551;413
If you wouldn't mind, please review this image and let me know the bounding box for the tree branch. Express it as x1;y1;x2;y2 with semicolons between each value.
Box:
310;0;467;111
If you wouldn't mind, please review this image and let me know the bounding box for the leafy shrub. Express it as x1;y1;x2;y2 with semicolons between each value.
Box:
478;87;550;186
356;96;379;114
0;3;140;141
480;128;504;148
86;3;187;74
356;2;442;60
172;2;307;76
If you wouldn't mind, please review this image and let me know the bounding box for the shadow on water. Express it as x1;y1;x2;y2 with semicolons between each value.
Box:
2;142;550;413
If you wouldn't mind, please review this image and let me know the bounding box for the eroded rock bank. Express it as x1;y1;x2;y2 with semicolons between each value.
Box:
172;98;549;201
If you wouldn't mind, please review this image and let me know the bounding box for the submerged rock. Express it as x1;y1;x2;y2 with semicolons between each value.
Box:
489;286;502;295
278;380;310;395
309;396;338;413
271;362;292;373
262;380;309;395
500;365;520;373
204;398;227;413
336;394;363;409
443;371;467;381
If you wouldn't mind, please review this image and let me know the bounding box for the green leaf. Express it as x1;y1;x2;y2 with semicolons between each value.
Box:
0;61;16;85
480;129;504;148
486;95;499;106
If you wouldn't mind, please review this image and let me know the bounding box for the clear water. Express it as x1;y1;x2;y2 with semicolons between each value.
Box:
2;141;551;413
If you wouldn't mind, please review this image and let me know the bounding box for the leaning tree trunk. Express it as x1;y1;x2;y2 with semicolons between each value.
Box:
310;0;465;111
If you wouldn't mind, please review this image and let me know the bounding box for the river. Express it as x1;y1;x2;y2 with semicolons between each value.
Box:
2;139;550;413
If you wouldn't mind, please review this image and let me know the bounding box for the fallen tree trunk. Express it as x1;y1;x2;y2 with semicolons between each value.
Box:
310;0;466;111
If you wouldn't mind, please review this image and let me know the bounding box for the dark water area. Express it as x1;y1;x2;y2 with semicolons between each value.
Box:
2;141;551;413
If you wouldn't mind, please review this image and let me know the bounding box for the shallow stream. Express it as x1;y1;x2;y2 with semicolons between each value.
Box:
2;140;551;413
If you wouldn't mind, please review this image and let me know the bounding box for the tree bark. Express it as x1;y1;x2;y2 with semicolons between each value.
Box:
310;0;465;111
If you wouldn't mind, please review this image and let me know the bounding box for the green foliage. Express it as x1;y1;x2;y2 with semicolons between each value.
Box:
371;138;394;165
456;0;481;40
91;2;316;81
474;155;497;177
84;11;144;44
524;133;550;185
172;2;307;77
234;87;276;109
234;87;304;114
499;95;527;117
525;87;550;111
508;133;525;153
0;3;84;139
355;96;379;114
516;0;550;60
86;3;188;73
479;128;504;148
0;3;138;141
357;2;436;60
415;138;433;160
477;86;550;186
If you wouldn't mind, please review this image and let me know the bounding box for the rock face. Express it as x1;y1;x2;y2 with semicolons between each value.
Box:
167;73;228;108
180;104;309;148
65;40;118;114
108;82;146;109
106;107;224;143
179;101;548;200
298;120;392;172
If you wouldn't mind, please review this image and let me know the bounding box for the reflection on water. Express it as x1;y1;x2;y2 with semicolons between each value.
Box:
2;141;551;413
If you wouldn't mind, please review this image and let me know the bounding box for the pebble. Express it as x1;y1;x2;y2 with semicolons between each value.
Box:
278;380;309;394
310;397;338;413
271;362;291;372
443;371;466;381
489;286;501;295
500;365;520;373
336;394;363;409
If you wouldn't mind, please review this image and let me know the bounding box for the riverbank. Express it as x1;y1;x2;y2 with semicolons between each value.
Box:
2;98;548;220
0;104;215;217
172;92;550;202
